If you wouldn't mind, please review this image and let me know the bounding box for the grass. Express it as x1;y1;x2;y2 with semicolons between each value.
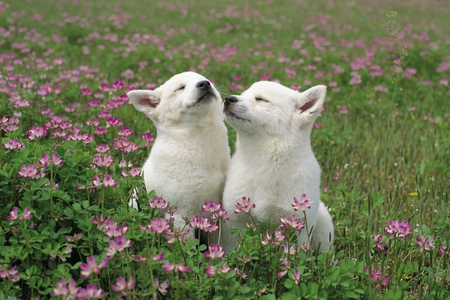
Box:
0;0;449;299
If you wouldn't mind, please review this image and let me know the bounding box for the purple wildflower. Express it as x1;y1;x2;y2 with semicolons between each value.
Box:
79;256;108;279
204;244;225;260
384;220;411;239
235;196;255;214
292;194;311;212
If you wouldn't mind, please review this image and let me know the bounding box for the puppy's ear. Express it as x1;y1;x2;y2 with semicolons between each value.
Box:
295;85;326;121
127;90;160;114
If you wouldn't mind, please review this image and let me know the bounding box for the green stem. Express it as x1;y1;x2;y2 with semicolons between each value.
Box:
217;219;222;246
50;165;54;216
101;186;105;213
178;238;187;264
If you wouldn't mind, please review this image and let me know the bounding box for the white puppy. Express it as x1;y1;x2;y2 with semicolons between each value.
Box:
127;72;230;237
221;81;334;253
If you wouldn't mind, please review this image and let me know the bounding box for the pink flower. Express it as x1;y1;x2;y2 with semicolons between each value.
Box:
140;132;154;147
96;144;110;153
104;236;133;259
404;68;416;77
292;194;311;212
189;216;219;233
112;276;135;292
79;283;104;298
293;269;301;285
18;164;39;178
166;227;190;245
205;263;231;277
416;234;435;252
91;175;117;188
234;197;255;214
260;72;271;81
374;85;388;92
212;206;229;222
202;201;220;213
277;258;291;278
79;256;108;279
51;278;79;297
26;126;47;141
153;278;169;296
104;175;117;187
118;126;134;137
148;197;169;211
437;61;450;73
39;153;62;167
149;218;171;235
369;266;391;290
19;207;32;221
280;214;305;231
81;88;93;96
104;220;129;238
384;220;411;239
373;235;387;252
204;244;225;260
0;265;19;282
438;245;450;256
3;139;25;150
92;154;114;168
92;175;102;187
162;261;191;274
7;207;19;221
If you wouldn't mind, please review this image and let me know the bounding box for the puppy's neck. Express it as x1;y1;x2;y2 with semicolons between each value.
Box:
236;131;314;161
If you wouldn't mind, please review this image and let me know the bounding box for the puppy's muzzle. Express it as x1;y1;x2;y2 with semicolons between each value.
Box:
224;96;238;107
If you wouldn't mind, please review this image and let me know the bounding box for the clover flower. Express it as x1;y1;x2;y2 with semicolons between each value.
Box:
279;214;305;231
369;266;391;290
153;278;169;296
148;217;171;235
205;263;231;277
7;206;32;221
26;125;47;141
112;276;135;295
162;261;191;274
79;256;108;279
104;236;133;259
3;138;25;150
189;216;218;233
204;244;225;260
51;278;79;297
0;265;19;282
148;197;169;211
373;235;387;253
416;234;435;252
292;194;311;212
235;196;255;214
18;164;40;179
384;220;411;239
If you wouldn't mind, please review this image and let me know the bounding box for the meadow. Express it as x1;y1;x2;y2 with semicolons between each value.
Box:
0;0;449;299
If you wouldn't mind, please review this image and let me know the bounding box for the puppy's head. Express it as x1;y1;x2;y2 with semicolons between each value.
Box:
223;81;326;136
127;72;222;126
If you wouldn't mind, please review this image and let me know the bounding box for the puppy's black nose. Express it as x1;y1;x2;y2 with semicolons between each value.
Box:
197;80;211;90
225;96;238;103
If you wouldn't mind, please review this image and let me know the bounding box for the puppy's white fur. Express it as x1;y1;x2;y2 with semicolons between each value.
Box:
221;81;334;253
127;72;230;237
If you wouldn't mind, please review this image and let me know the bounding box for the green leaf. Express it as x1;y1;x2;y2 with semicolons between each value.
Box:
284;278;293;289
344;291;359;299
73;203;82;212
64;207;74;218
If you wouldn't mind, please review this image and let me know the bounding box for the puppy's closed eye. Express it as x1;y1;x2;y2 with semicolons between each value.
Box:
175;86;185;92
255;97;269;102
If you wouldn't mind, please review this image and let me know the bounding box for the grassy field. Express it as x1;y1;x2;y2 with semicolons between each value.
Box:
0;0;449;299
